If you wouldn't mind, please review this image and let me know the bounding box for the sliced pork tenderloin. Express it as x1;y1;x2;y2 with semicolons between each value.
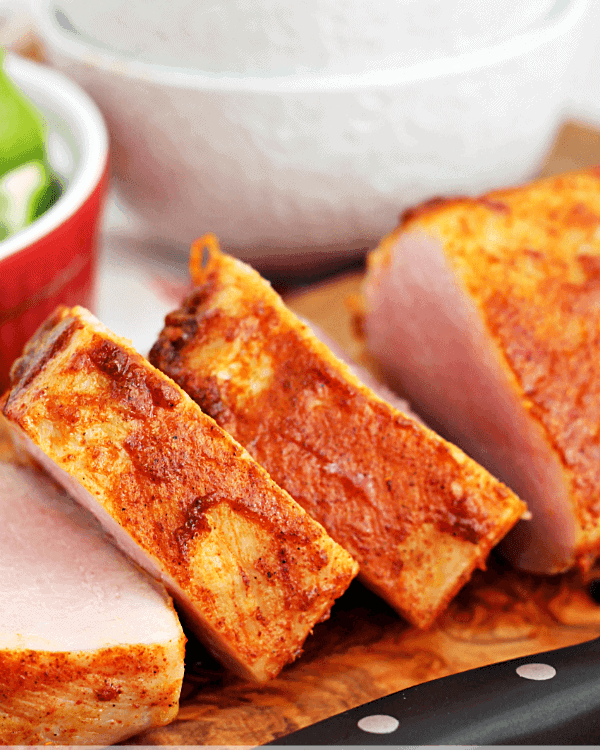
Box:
298;314;422;424
149;238;526;629
2;306;358;683
363;169;600;575
0;449;185;745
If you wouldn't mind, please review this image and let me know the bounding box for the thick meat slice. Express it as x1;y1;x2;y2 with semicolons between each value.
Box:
2;306;357;683
0;433;185;745
362;169;600;575
149;239;526;629
299;315;423;424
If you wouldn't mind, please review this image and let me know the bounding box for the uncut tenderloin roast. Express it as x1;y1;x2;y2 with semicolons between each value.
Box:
363;169;600;575
2;306;358;683
149;238;526;629
0;441;185;745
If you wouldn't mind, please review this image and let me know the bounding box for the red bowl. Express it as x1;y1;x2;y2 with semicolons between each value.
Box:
0;53;109;392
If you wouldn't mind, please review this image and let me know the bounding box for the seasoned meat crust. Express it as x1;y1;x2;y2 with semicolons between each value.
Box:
149;238;526;628
0;642;183;745
3;306;358;682
0;442;185;745
363;168;600;574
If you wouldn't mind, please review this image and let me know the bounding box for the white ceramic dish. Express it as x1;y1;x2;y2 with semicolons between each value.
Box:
42;0;558;75
32;0;588;272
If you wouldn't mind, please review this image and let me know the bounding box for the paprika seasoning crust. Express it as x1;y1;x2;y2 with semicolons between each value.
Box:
0;643;183;745
150;236;526;629
363;168;600;575
2;305;358;683
0;456;185;745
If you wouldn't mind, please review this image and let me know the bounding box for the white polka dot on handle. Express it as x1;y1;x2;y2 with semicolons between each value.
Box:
516;663;557;680
357;714;400;734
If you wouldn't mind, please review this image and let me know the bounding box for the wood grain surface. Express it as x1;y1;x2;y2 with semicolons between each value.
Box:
130;123;600;745
3;275;600;748
4;121;600;747
3;386;600;747
127;260;600;747
5;268;600;748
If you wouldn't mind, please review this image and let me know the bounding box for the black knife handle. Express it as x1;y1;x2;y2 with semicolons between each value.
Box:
265;637;600;745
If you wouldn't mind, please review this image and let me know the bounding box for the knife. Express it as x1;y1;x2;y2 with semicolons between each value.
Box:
264;637;600;745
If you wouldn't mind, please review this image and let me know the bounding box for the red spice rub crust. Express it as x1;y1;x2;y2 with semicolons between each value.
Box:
386;169;600;570
150;241;526;628
0;641;184;744
3;306;358;682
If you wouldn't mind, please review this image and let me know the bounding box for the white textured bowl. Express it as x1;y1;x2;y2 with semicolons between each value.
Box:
41;0;559;76
33;0;588;272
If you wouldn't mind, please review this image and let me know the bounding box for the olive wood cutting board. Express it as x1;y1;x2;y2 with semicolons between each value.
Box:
4;120;600;747
132;119;600;744
4;273;600;748
5;275;600;748
124;269;600;747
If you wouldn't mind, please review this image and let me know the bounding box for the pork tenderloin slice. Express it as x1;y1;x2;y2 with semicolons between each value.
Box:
149;242;526;629
2;306;358;683
363;170;600;575
297;314;423;425
0;456;185;745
